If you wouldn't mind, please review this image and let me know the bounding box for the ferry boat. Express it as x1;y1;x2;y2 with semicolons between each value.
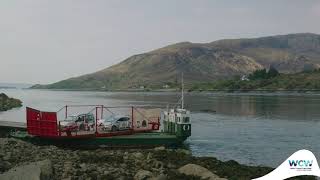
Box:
10;77;192;147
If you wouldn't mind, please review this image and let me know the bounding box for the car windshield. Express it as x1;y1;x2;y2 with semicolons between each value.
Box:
104;116;116;122
118;117;129;121
65;116;77;121
103;115;128;122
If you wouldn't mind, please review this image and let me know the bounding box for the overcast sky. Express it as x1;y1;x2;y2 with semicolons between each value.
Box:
1;0;320;84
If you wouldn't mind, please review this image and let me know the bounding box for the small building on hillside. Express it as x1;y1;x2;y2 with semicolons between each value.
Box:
163;84;170;89
241;75;249;81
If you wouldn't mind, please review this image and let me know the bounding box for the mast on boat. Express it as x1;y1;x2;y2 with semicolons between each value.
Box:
181;73;184;109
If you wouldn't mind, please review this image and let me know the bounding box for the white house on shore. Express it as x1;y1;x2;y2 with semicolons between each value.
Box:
241;75;249;81
163;84;170;89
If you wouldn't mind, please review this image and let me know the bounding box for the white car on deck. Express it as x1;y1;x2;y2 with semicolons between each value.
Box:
98;115;131;132
60;113;95;132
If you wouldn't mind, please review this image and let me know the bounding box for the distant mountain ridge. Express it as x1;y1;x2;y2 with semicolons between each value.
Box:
32;33;320;90
0;83;32;89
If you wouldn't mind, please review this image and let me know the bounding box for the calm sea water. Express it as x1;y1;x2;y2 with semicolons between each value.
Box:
1;89;320;167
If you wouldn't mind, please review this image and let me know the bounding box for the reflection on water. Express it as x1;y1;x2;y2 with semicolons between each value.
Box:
109;92;320;121
1;89;320;167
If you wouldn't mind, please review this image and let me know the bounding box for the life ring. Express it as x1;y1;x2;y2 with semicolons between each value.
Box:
183;124;190;131
151;123;159;130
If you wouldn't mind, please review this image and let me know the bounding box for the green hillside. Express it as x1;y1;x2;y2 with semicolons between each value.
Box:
190;69;320;92
31;33;320;90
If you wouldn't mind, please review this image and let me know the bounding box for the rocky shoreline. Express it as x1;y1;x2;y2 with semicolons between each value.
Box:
0;126;315;180
0;137;316;180
0;93;22;112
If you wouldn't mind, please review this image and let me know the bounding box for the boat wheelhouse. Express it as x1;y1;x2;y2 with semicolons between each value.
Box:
162;108;191;137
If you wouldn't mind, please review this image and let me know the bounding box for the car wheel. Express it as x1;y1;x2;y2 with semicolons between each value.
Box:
111;126;117;132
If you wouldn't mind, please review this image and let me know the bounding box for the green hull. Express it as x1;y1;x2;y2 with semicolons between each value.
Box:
11;131;187;147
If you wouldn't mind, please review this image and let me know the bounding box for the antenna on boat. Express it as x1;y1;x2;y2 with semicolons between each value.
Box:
181;72;184;109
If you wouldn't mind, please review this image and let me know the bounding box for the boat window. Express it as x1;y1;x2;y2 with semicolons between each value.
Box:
183;117;190;123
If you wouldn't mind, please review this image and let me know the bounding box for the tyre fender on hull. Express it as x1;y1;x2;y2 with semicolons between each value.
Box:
183;124;190;131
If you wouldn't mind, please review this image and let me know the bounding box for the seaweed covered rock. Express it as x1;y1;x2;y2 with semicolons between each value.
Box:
0;93;22;111
134;169;153;180
0;159;53;180
0;138;315;180
178;163;227;180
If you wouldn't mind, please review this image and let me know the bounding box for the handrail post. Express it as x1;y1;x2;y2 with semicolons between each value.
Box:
101;105;103;119
95;107;98;135
58;121;61;136
65;105;68;119
131;106;134;130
